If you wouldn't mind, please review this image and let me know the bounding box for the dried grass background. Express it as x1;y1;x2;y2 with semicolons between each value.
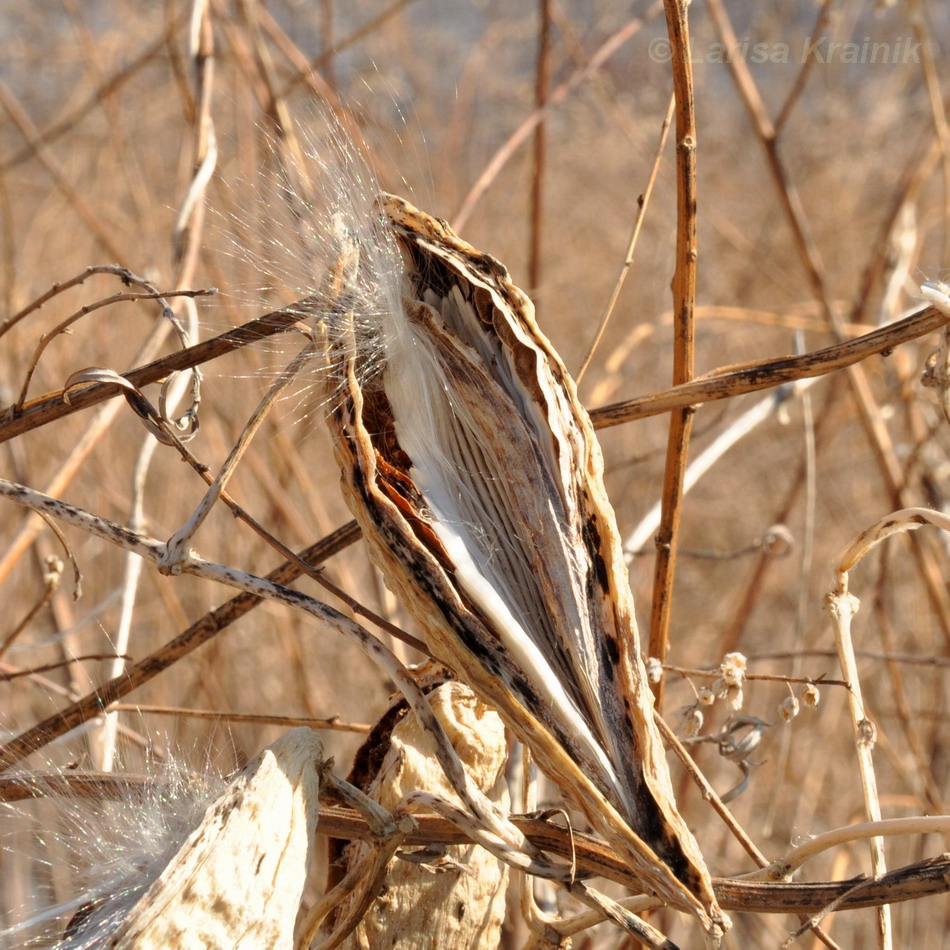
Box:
1;0;949;946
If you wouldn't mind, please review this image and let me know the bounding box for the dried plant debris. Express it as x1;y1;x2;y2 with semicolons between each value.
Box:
320;193;727;939
333;680;509;950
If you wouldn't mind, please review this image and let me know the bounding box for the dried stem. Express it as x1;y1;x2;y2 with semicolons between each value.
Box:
14;287;210;412
767;816;950;881
0;517;359;770
648;0;698;706
527;0;551;297
3;772;947;916
592;303;950;428
107;703;372;732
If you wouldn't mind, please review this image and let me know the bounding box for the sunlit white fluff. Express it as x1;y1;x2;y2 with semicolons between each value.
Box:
0;756;223;948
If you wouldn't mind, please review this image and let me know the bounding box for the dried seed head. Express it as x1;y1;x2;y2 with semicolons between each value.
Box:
778;695;800;722
43;554;64;587
725;685;744;711
719;652;747;689
857;718;877;748
801;683;820;708
683;707;704;737
697;686;716;706
270;109;726;934
645;656;664;685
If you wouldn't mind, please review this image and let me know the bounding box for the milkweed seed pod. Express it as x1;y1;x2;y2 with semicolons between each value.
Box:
109;729;323;949
320;193;726;939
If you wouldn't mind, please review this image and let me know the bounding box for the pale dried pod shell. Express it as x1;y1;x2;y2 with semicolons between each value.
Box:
109;728;324;950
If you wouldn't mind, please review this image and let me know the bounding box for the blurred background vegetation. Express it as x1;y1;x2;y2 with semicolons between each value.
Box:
0;0;948;946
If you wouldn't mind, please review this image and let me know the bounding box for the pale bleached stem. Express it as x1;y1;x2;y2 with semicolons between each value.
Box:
93;437;157;772
760;815;950;881
824;587;891;949
625;382;810;560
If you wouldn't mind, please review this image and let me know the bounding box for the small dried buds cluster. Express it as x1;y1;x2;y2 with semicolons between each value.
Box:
673;653;748;738
42;554;64;588
678;684;717;736
857;717;877;749
801;681;820;707
712;652;747;711
778;681;821;722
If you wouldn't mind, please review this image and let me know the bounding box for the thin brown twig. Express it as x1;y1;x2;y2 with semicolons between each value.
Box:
320;0;336;92
108;703;372;733
253;4;338;104
279;0;419;100
0;303;307;442
576;94;675;384
662;664;847;689
751;648;950;668
0;264;153;340
0;655;131;681
656;713;768;867
850;134;941;323
591;303;949;428
773;0;836;135
908;0;950;264
0;560;62;660
14;288;212;412
33;509;82;599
